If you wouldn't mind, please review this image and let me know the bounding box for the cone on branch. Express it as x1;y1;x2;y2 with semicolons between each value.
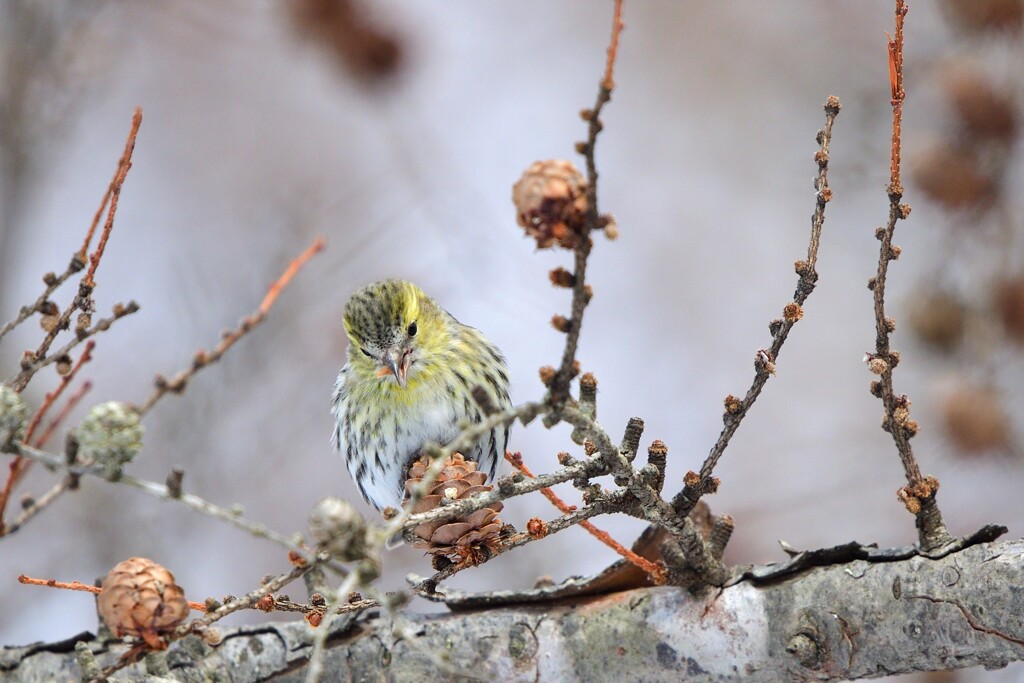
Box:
0;385;28;452
512;159;589;249
97;557;190;649
405;453;503;563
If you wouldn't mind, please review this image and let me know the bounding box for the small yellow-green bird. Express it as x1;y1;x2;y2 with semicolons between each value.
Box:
331;279;512;511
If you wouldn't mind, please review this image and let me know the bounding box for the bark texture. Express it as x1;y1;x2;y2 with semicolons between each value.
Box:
4;539;1024;681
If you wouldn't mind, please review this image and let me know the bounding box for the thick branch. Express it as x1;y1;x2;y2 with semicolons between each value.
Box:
6;539;1022;682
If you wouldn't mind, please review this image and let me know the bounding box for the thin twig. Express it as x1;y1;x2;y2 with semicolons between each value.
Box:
559;405;727;586
18;573;206;612
272;595;378;617
403;448;598;530
601;0;624;91
183;561;317;632
83;108;142;288
304;570;360;683
33;379;93;449
0;106;131;343
872;0;952;552
84;560;320;680
0;257;84;344
504;451;665;583
415;492;633;591
0;381;95;536
549;0;624;408
25;341;95;443
0;381;94;536
10;442;336;566
135;236;325;416
7;301;139;390
12;109;143;392
2;477;70;536
672;97;842;519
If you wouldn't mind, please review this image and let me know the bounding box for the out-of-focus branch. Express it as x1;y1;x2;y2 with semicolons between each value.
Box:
9;442;330;565
2;476;69;537
0;341;94;532
135;236;325;416
10;108;142;393
0;102;135;345
82;108;141;289
6;301;139;389
32;379;91;450
0;256;84;344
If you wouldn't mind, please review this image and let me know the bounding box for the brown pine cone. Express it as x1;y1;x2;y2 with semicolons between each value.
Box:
907;288;966;352
995;276;1024;345
910;141;995;210
940;0;1024;34
97;557;190;649
404;453;503;563
512;159;589;249
941;383;1012;454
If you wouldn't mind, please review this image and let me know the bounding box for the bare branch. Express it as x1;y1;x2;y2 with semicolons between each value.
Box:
672;96;842;519
870;0;953;552
548;0;624;408
135;237;325;416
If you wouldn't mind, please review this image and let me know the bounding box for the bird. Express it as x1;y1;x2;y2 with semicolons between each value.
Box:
331;279;511;511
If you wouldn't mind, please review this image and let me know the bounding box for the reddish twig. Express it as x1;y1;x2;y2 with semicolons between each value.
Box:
886;4;905;190
0;342;95;532
33;380;93;450
258;237;325;315
417;492;632;591
871;1;952;552
0;103;134;344
82;108;142;287
135;236;326;416
18;574;207;612
602;0;624;90
12;108;143;393
505;451;665;584
24;341;95;444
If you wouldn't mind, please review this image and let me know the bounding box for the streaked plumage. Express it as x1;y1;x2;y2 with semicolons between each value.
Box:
331;280;511;510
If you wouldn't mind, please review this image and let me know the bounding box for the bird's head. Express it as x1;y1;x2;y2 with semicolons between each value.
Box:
342;279;441;388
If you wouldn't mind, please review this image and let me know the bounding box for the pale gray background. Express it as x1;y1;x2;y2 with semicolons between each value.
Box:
1;2;1021;681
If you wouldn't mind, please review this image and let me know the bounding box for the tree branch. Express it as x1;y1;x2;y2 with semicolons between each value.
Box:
6;539;1022;682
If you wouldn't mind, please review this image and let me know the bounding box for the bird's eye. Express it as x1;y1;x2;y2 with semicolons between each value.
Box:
361;348;374;358
407;321;417;337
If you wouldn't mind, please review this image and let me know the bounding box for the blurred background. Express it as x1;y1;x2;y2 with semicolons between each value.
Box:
1;1;1022;680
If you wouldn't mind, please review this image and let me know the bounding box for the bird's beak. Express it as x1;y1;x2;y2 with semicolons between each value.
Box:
381;349;409;387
